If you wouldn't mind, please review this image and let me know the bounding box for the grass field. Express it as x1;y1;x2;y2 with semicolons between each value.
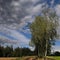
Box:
0;57;17;60
51;56;60;60
0;56;60;60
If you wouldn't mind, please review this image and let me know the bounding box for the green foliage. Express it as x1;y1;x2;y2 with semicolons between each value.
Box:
4;46;13;57
13;47;21;57
0;45;35;57
30;10;58;58
0;45;4;57
51;51;60;56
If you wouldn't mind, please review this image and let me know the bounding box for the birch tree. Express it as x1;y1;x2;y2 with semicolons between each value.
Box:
30;9;58;59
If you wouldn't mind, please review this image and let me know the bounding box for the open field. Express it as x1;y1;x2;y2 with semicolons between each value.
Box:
0;57;17;60
0;57;26;60
0;56;60;60
51;56;60;60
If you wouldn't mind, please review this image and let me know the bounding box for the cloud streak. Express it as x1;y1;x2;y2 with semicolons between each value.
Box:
0;0;45;46
0;0;60;49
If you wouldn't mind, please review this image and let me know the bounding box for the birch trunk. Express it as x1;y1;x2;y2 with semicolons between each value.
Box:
44;40;48;60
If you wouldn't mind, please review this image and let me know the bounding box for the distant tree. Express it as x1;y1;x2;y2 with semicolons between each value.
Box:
54;51;60;56
0;45;35;57
22;48;33;56
13;47;21;57
0;45;4;57
4;46;13;57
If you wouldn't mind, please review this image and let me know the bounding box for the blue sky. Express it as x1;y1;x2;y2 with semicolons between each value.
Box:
0;0;60;51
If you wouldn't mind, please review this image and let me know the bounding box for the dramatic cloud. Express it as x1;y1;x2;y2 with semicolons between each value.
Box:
55;4;60;16
0;0;45;46
0;0;60;49
52;45;60;52
54;4;60;38
0;27;30;45
0;35;17;44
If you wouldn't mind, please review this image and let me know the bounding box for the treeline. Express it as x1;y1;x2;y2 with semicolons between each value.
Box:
0;45;60;57
0;45;35;57
51;51;60;56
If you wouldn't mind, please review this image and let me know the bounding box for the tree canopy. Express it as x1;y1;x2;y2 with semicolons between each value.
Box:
30;9;59;58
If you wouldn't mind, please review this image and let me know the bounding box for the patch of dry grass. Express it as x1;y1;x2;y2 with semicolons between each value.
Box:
0;57;17;60
0;56;55;60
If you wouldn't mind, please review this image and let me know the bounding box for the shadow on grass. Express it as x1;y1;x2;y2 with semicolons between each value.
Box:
16;57;55;60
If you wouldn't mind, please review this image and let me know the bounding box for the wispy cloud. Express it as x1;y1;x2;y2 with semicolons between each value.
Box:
52;45;60;52
55;4;60;16
0;0;45;46
0;28;30;46
0;0;60;49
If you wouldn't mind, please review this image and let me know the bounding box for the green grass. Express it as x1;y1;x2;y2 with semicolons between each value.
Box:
16;56;60;60
49;56;60;60
53;56;60;60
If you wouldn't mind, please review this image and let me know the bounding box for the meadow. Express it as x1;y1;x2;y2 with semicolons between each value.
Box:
52;56;60;60
0;56;60;60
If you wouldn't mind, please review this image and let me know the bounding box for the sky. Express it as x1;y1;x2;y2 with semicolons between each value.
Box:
0;0;60;51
